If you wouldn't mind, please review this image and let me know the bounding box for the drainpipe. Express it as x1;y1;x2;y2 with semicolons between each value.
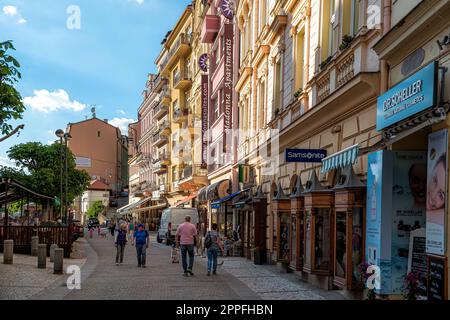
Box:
380;0;391;94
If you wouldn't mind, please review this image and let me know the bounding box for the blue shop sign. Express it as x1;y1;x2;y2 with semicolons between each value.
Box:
377;61;437;131
285;149;327;163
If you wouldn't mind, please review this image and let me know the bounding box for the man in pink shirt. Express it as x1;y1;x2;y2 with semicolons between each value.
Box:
176;216;197;276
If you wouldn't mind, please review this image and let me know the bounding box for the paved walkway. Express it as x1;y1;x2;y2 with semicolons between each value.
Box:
1;233;348;300
0;241;86;300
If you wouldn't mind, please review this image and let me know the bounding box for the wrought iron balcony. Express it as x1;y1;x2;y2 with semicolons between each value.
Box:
173;66;192;91
160;33;192;75
173;107;189;124
153;102;168;120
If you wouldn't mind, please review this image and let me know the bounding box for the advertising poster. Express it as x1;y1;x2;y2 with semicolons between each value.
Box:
391;151;427;293
426;129;448;255
366;151;392;294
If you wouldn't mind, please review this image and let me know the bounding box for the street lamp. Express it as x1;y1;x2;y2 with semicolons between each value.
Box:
64;132;72;225
55;129;71;225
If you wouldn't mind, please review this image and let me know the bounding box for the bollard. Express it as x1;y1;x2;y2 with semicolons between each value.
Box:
31;236;39;256
37;244;47;269
53;248;64;274
50;244;58;263
3;240;14;264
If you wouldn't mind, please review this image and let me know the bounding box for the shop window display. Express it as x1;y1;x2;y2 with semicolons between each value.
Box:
335;212;347;278
314;209;331;271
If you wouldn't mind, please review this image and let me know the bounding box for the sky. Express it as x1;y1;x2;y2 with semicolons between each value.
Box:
0;0;190;167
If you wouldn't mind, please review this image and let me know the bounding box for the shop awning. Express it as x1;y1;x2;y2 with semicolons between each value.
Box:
117;196;152;215
321;144;359;174
206;179;230;201
174;193;197;207
197;187;208;202
129;203;167;214
211;188;251;207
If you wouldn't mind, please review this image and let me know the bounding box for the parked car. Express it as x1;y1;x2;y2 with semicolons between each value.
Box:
71;220;84;241
157;207;199;245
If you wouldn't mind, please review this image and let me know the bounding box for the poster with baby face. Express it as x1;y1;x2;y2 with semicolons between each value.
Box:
426;129;448;255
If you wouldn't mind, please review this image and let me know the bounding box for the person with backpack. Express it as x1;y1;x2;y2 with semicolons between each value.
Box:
114;223;128;266
132;224;150;268
205;223;223;276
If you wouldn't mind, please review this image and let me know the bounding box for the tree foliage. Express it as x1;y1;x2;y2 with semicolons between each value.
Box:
87;201;105;218
4;142;90;203
0;40;25;136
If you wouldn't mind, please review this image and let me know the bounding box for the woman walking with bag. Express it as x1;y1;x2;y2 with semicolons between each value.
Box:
115;223;128;266
205;223;223;276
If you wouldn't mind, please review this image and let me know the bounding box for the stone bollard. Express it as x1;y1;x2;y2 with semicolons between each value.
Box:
37;244;47;269
50;244;58;263
3;240;14;264
31;236;39;256
54;248;64;275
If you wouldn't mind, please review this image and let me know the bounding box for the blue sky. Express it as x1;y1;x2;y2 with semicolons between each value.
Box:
0;0;190;167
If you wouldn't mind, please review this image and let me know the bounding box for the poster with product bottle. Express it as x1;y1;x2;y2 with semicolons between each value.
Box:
391;151;427;293
426;129;448;256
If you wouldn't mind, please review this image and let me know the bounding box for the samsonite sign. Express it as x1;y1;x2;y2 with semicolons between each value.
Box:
285;149;327;163
376;61;437;131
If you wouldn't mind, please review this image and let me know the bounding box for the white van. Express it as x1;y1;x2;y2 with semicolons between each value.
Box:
157;207;199;245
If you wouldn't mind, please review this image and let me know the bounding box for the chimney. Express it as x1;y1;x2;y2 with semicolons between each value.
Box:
104;119;108;123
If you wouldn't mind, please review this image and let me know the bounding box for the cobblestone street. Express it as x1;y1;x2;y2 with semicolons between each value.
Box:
1;233;347;300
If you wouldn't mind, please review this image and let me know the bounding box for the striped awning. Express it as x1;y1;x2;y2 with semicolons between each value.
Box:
321;144;360;174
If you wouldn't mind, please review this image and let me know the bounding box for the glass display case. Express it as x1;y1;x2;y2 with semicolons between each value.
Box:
271;183;291;266
332;166;366;290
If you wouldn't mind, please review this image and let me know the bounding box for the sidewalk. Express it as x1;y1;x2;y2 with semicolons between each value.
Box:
196;254;347;300
0;239;87;300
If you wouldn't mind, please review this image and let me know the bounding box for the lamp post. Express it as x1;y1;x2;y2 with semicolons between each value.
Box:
55;129;65;223
55;129;72;225
64;132;72;225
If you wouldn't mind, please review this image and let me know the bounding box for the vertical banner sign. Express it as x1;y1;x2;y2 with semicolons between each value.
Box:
223;23;233;154
201;75;209;169
426;129;448;255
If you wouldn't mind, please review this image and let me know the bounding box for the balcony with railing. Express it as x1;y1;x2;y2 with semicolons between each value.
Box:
311;33;377;107
173;107;189;124
152;132;168;147
173;66;192;91
158;151;171;166
160;33;192;76
179;164;208;190
201;14;220;44
152;161;168;175
153;75;168;93
159;120;171;136
153;102;168;120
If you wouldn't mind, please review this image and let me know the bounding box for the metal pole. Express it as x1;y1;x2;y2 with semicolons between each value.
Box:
60;137;63;223
65;138;69;225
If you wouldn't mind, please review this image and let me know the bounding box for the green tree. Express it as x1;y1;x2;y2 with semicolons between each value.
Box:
0;40;25;143
87;201;105;218
5;142;90;203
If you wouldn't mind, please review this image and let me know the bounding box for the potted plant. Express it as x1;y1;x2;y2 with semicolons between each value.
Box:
339;35;354;51
403;271;425;300
293;89;303;99
320;56;332;70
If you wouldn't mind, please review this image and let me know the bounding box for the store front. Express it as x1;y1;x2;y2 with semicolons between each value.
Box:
232;186;267;263
301;170;334;289
270;183;291;269
366;60;449;299
290;176;305;271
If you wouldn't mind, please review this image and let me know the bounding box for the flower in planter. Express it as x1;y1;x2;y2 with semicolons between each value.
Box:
339;35;354;51
403;271;425;300
294;89;303;98
358;261;377;300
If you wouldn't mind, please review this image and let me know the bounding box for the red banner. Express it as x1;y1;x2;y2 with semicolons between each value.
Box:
223;23;233;153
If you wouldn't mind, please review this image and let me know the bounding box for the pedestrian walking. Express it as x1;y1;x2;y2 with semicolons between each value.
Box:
128;221;135;241
205;223;224;276
132;224;149;268
175;216;197;277
115;223;128;266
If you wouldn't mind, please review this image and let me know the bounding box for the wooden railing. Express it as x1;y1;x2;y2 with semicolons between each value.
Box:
0;226;72;257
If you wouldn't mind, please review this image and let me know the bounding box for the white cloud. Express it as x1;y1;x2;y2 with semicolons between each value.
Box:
116;109;126;115
0;156;16;168
109;117;136;135
136;0;144;4
18;18;27;24
23;89;87;113
3;5;18;16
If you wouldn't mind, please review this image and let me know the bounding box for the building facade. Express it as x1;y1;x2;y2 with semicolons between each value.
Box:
67;117;129;195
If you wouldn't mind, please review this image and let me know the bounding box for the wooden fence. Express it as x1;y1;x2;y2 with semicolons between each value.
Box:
0;226;72;257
